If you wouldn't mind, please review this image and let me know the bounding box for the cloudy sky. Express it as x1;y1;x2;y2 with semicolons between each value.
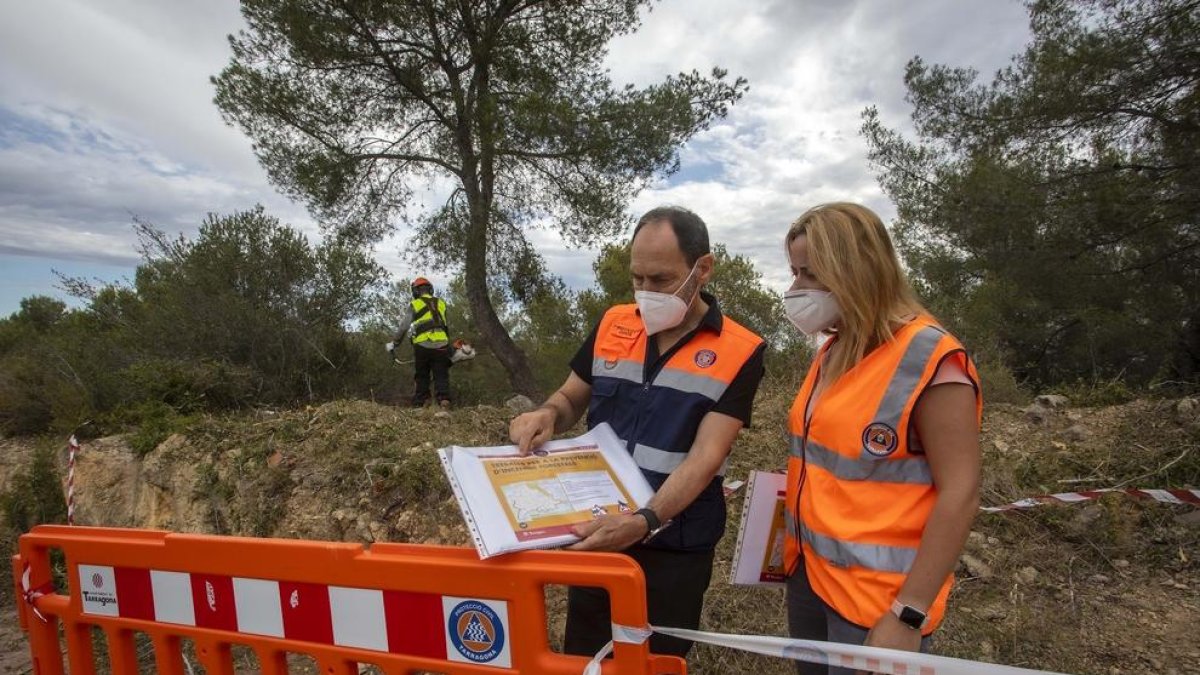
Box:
0;0;1032;317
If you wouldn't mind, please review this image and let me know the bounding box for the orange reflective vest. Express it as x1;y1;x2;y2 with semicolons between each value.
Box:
783;316;981;634
590;303;763;551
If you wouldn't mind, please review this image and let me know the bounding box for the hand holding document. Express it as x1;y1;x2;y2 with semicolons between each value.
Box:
438;423;655;558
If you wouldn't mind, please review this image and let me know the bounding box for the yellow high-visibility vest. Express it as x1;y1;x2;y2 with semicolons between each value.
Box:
410;296;449;345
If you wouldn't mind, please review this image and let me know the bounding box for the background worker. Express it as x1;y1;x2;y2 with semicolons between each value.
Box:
780;203;982;674
509;206;767;657
393;277;453;408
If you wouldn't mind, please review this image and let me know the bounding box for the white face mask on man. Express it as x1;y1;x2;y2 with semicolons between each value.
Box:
635;263;699;335
784;288;841;336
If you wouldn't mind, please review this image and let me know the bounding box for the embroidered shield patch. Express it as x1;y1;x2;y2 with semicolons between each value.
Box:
862;422;899;457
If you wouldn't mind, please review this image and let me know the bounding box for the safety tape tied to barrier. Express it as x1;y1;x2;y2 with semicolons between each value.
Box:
586;623;1072;675
19;562;52;623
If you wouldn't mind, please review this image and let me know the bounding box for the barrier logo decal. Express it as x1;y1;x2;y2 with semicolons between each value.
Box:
78;565;118;616
449;600;505;664
862;422;898;457
289;589;300;609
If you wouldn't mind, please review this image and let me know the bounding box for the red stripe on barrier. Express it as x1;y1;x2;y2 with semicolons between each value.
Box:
280;581;334;644
191;573;237;631
385;590;446;659
114;567;155;621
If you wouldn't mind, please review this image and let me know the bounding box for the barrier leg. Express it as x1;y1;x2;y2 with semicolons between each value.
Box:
64;621;96;675
12;552;64;675
23;617;64;675
103;626;140;675
151;634;187;675
257;647;289;675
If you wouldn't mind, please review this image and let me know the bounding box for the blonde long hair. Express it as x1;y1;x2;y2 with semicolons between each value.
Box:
786;203;925;382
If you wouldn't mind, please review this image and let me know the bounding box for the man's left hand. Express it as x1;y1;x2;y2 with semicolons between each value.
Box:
858;612;922;675
567;514;648;552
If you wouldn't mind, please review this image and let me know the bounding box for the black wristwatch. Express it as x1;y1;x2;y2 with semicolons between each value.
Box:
890;599;929;631
633;508;663;540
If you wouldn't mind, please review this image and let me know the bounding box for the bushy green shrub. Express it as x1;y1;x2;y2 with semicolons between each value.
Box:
1049;376;1137;408
976;360;1030;406
0;443;67;534
118;358;258;412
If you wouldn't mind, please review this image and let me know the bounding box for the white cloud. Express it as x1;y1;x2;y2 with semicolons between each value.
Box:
596;0;1031;292
0;0;1033;314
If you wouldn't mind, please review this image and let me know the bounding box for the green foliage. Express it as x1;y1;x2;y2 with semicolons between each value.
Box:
864;0;1200;388
0;207;385;434
1;443;67;534
975;360;1030;406
1049;376;1138;408
213;0;747;394
123;402;197;458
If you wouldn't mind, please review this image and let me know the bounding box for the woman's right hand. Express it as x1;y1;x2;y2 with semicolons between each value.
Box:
509;407;557;455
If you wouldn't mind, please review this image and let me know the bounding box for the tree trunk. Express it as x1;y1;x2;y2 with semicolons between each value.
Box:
462;196;541;399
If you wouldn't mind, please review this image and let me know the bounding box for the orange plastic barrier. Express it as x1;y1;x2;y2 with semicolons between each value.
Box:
12;525;686;674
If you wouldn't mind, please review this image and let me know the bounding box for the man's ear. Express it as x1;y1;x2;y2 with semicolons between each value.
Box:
696;253;716;286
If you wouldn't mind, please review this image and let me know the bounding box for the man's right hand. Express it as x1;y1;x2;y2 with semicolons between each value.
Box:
509;406;557;455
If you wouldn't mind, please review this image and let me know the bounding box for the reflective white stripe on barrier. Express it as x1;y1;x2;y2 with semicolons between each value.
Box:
586;623;1072;675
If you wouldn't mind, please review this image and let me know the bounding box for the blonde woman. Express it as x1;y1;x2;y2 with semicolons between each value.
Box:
780;203;982;674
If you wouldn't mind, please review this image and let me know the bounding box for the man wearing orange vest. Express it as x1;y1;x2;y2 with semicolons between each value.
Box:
509;206;766;658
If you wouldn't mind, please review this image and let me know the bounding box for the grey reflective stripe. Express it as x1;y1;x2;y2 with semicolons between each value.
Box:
872;326;945;430
633;443;687;474
784;508;797;536
800;526;917;574
631;443;727;476
789;436;932;484
591;357;642;385
653;367;729;401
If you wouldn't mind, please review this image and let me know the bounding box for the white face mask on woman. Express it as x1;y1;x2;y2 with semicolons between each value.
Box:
635;263;699;335
784;288;841;336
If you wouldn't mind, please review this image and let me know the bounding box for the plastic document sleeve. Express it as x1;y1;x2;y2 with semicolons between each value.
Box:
438;422;656;559
730;470;789;586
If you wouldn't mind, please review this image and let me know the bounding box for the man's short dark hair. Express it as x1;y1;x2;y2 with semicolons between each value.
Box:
631;206;711;266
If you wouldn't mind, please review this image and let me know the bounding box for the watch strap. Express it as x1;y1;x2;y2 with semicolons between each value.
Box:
890;599;929;630
633;507;661;532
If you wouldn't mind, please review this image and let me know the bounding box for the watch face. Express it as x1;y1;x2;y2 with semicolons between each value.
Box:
899;606;926;629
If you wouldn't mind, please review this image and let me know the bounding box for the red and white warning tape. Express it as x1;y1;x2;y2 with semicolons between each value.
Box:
587;623;1070;675
981;488;1200;513
66;434;79;526
20;562;53;623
